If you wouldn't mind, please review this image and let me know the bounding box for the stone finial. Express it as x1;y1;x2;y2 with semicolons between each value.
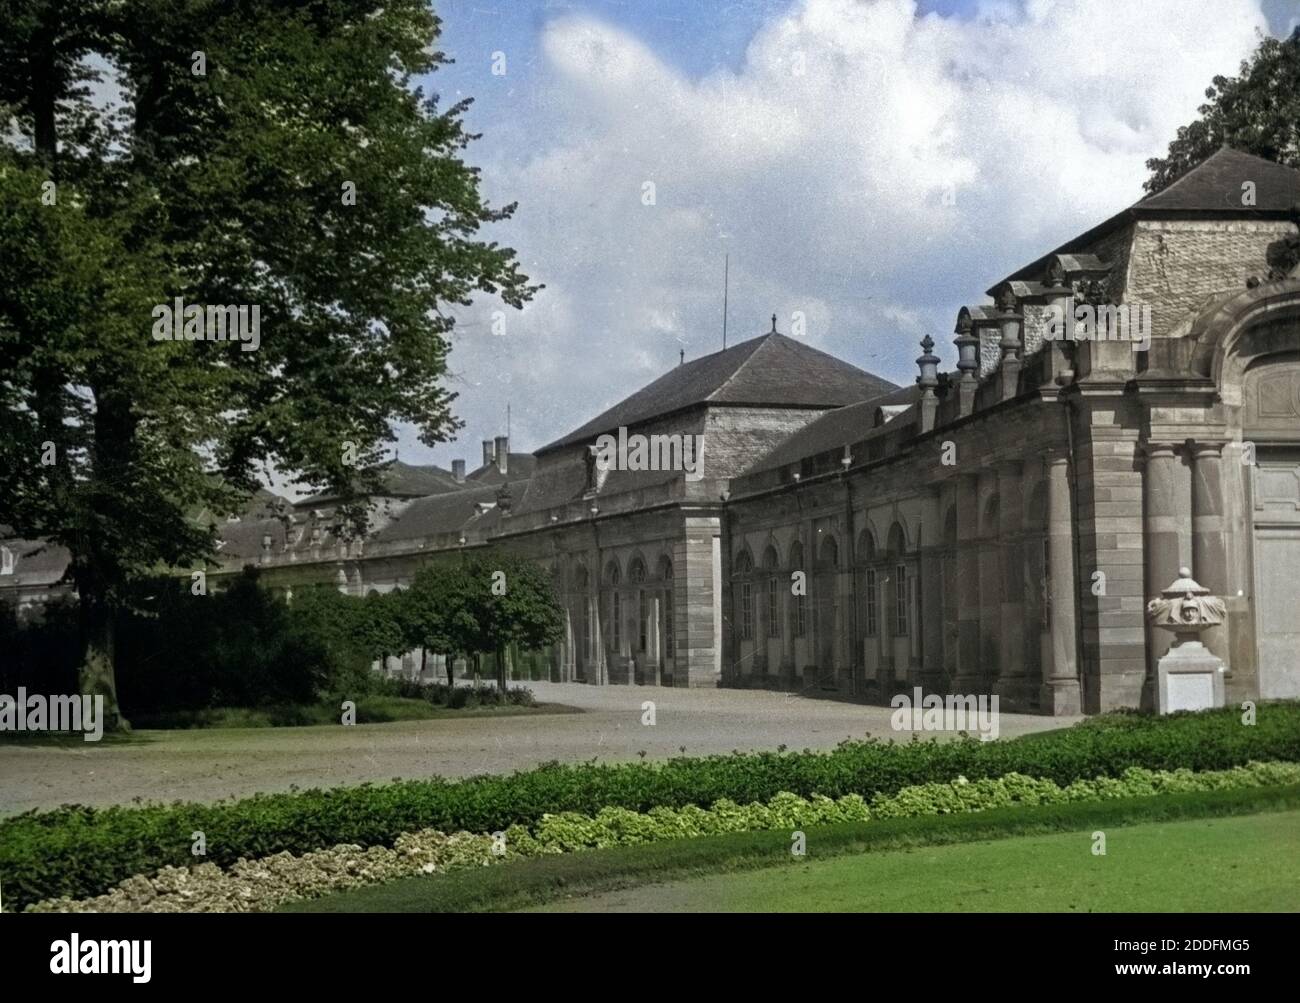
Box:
915;334;940;388
953;309;979;375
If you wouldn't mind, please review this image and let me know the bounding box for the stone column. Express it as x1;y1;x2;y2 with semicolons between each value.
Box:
1190;441;1229;666
1041;453;1081;714
976;468;1001;691
587;593;604;685
560;606;574;682
918;487;944;691
994;460;1027;705
647;595;661;686
953;474;982;691
1142;442;1191;706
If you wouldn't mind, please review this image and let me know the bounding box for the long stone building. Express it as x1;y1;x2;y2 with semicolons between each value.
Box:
3;148;1298;714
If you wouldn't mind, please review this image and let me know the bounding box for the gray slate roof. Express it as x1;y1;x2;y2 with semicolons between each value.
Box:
994;148;1300;290
741;383;919;475
299;461;463;506
538;332;897;454
467;453;538;485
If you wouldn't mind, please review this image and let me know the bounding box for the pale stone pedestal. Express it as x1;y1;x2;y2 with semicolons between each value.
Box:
1156;640;1226;713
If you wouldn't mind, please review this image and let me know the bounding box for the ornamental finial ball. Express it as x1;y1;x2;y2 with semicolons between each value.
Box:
1180;566;1191;578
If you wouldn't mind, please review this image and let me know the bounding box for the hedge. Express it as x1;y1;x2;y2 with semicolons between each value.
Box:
3;702;1298;910
27;761;1300;913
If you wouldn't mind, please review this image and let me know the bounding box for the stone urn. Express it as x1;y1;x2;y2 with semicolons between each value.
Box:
1145;568;1227;713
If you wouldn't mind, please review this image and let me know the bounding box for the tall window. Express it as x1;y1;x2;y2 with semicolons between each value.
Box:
609;563;622;651
662;559;674;658
630;558;647;651
864;568;878;636
789;542;806;638
767;577;780;637
740;581;753;640
894;563;908;636
0;547;14;576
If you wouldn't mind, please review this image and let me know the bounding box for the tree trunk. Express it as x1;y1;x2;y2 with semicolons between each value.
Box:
445;652;454;688
76;588;128;732
496;645;507;693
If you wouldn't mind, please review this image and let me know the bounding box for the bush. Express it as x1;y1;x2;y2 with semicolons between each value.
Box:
27;762;1300;913
2;702;1298;910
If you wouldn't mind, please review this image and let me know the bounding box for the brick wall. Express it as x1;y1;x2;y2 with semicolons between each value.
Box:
1123;219;1295;338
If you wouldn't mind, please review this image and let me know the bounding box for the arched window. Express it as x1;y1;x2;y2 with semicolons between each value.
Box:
733;550;754;641
629;556;647;651
788;540;807;637
605;560;622;651
0;546;14;576
762;545;781;638
887;523;908;636
658;556;674;658
858;530;879;637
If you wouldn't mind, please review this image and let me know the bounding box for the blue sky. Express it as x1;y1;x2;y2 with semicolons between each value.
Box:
384;0;1297;474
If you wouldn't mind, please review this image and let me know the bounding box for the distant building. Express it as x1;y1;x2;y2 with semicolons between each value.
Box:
5;149;1299;713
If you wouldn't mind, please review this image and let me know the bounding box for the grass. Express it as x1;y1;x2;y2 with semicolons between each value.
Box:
126;697;579;730
530;807;1300;913
281;782;1300;913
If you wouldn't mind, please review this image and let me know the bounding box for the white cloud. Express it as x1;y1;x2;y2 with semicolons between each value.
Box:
434;0;1271;464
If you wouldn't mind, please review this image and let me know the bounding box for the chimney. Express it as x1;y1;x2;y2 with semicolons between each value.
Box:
494;435;509;475
482;439;495;469
451;459;466;483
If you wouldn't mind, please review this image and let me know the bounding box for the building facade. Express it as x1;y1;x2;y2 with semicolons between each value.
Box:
4;149;1298;714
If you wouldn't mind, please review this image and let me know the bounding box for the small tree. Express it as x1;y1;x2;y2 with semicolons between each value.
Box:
474;552;565;692
405;562;476;686
355;591;407;674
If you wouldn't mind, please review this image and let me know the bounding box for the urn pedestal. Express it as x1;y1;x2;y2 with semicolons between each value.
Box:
1146;568;1228;714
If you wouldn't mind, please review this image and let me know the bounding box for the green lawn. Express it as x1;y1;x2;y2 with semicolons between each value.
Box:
283;784;1300;913
532;809;1300;912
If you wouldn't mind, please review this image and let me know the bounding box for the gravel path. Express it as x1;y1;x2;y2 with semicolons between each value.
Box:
0;683;1079;815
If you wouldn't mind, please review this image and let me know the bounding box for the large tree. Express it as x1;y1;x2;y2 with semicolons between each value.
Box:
0;1;536;726
1145;27;1300;194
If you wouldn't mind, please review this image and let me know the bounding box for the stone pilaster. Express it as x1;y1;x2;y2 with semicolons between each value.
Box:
918;487;944;691
953;474;982;691
1190;440;1229;669
1142;442;1192;707
1041;453;1081;714
675;516;722;687
976;468;1000;692
993;460;1029;706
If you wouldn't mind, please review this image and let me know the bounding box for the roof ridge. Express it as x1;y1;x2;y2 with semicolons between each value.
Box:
706;332;777;402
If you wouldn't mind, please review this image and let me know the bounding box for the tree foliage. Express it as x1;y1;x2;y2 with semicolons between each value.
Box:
0;1;536;722
1145;28;1300;194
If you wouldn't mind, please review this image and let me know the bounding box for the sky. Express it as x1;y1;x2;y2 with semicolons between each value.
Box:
394;0;1299;471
